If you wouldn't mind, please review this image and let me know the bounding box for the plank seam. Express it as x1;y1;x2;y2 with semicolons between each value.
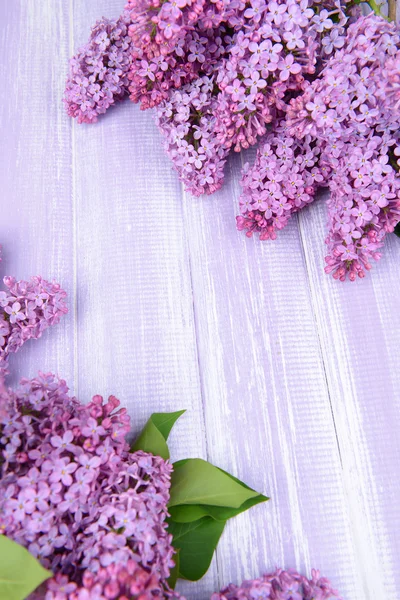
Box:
68;0;78;398
297;208;343;467
180;183;222;590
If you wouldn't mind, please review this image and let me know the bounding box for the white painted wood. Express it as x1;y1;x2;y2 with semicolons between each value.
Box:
0;0;74;388
71;2;218;596
182;153;366;599
298;194;400;599
1;3;400;600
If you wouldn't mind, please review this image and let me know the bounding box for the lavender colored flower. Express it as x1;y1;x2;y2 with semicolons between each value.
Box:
156;77;228;195
285;14;400;280
64;3;400;280
64;12;133;123
33;560;173;600
211;568;341;600
237;121;328;240
0;248;67;378
237;14;400;280
0;375;176;598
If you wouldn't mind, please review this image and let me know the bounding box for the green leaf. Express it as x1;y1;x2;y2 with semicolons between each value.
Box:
167;550;180;590
151;411;186;439
169;458;260;508
131;410;185;459
169;493;268;523
395;223;400;238
169;504;210;523
0;536;52;600
167;517;226;581
167;459;268;583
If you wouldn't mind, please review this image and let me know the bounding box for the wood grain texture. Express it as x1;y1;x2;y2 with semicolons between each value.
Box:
182;156;365;600
298;196;400;598
1;2;400;600
0;0;74;387
70;2;217;596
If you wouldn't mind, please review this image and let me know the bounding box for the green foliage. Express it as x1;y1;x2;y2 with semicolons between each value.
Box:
131;410;185;459
132;412;269;586
0;536;52;600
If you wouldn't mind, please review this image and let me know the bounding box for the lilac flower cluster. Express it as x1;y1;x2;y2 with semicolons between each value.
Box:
156;77;229;195
36;560;170;600
65;3;400;279
0;374;175;599
237;123;329;239
66;0;351;191
0;251;67;378
153;0;352;193
64;12;132;123
211;568;341;600
128;20;230;110
238;14;400;280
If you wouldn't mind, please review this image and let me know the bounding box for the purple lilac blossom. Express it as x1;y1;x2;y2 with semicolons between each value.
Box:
125;0;237;109
65;4;400;280
237;14;400;281
0;375;176;599
64;12;133;123
0;249;67;378
65;0;352;180
156;76;229;195
212;0;350;153
236;121;329;239
287;14;400;280
33;560;174;600
128;23;232;110
211;568;341;600
154;0;352;194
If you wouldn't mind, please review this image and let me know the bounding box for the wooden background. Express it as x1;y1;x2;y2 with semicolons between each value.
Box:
1;2;399;598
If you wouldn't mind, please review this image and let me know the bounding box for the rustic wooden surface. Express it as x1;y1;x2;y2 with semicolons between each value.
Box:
1;2;399;598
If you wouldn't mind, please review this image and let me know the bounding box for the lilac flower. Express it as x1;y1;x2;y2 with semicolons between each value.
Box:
4;302;25;324
50;430;75;452
64;3;400;281
46;457;78;487
35;560;176;600
156;77;228;196
211;568;341;600
0;375;176;597
0;249;67;377
278;54;301;81
284;14;400;280
64;12;133;123
237;123;328;241
81;416;106;439
239;14;400;281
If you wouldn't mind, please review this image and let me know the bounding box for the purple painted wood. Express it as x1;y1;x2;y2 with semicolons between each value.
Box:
1;2;400;599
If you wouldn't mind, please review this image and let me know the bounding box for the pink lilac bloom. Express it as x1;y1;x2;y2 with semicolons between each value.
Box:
65;4;400;280
64;12;133;123
0;248;67;378
211;568;341;600
31;560;177;600
66;0;353;182
0;375;177;598
128;24;230;110
153;0;353;193
236;121;329;240
125;0;232;106
237;14;400;280
284;14;400;280
156;76;229;195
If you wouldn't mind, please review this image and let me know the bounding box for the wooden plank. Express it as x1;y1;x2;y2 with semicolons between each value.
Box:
71;2;217;596
0;0;74;387
298;194;400;598
182;153;365;599
2;2;400;599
